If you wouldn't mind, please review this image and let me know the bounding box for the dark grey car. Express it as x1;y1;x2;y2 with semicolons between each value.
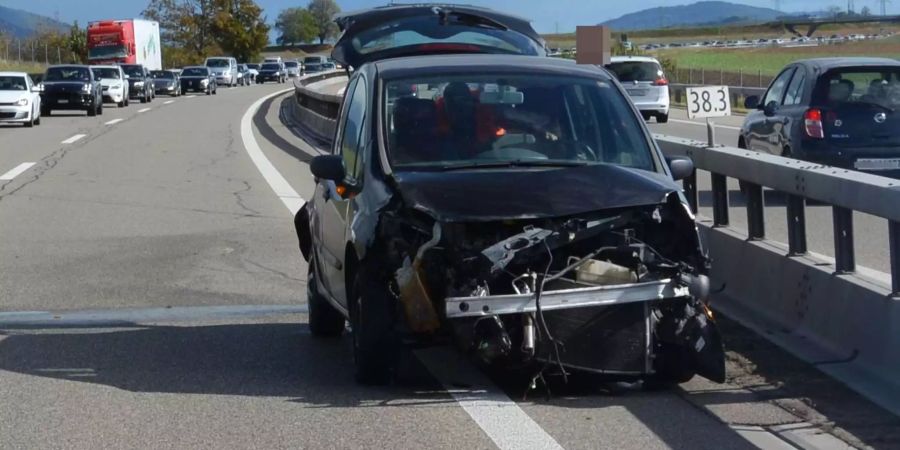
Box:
294;5;723;387
179;66;217;95
740;57;900;178
151;70;181;96
39;65;103;116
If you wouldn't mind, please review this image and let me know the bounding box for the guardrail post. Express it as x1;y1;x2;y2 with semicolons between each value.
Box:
711;173;729;227
746;183;765;240
890;220;900;296
833;206;855;273
786;195;807;255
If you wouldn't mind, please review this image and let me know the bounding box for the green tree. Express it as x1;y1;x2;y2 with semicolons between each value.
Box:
307;0;340;44
67;21;88;63
211;0;269;61
276;7;318;47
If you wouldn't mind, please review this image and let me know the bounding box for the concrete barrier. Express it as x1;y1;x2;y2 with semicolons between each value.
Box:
288;69;347;145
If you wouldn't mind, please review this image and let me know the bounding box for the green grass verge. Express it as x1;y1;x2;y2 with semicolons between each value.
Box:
0;61;47;73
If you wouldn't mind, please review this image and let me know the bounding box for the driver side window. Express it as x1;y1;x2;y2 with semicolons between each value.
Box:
339;78;367;184
763;67;796;107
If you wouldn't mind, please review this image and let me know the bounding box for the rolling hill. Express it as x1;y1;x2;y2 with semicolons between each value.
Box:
603;1;785;31
0;5;69;38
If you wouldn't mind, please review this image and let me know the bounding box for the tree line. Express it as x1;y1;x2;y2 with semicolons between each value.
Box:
274;0;341;47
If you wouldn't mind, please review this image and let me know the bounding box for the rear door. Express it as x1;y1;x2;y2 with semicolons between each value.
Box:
332;5;546;69
813;66;900;168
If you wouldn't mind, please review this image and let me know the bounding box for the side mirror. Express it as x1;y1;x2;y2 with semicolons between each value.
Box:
666;156;695;181
744;95;759;109
763;101;778;116
310;154;345;182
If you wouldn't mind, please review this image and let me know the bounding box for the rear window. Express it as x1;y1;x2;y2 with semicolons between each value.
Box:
206;59;230;67
606;61;663;83
285;61;299;68
384;74;654;171
813;67;900;108
350;15;543;57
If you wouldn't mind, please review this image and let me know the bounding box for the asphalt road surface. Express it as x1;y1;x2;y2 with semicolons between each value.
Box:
1;86;897;449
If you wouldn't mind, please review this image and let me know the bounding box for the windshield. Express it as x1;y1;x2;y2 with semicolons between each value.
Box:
206;59;230;68
45;67;91;82
121;65;143;77
349;15;543;59
384;74;654;171
247;64;260;69
91;68;121;79
0;76;28;91
305;64;322;72
151;71;174;79
303;56;323;64
285;61;299;68
88;45;127;59
261;63;280;70
814;67;900;108
606;61;663;83
181;68;208;76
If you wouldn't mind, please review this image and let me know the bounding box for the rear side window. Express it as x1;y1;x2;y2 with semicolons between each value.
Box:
783;67;806;105
763;67;795;106
606;61;663;83
813;67;900;108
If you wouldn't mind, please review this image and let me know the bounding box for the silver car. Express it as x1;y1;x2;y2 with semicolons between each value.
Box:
205;56;238;87
606;56;671;123
284;60;301;78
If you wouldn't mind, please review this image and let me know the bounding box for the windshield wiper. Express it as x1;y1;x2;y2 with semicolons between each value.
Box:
437;160;589;172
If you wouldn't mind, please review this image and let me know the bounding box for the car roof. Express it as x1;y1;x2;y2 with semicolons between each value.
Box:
792;57;900;70
90;65;120;69
374;54;610;79
0;71;29;77
609;56;660;63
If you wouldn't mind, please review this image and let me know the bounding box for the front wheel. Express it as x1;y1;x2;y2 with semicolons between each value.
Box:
350;265;398;385
87;102;97;117
656;112;669;123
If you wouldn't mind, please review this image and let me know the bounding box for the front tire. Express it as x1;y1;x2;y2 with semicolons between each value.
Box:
87;102;97;117
656;112;669;123
118;99;125;107
350;265;399;385
307;259;346;337
25;110;34;127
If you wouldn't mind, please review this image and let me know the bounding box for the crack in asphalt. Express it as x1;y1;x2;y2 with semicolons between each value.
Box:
243;259;302;282
231;179;262;217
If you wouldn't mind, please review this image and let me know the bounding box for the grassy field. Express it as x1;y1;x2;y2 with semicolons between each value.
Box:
0;60;47;73
652;36;900;76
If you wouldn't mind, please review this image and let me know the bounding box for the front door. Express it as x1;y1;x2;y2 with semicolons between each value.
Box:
748;67;795;154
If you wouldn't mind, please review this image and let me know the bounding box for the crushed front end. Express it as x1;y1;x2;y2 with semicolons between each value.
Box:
379;190;726;385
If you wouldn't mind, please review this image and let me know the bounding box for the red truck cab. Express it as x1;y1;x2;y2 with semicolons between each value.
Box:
87;21;136;65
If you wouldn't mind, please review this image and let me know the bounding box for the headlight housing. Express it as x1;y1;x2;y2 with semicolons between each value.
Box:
110;84;122;90
201;79;210;85
82;84;92;93
15;98;28;106
134;81;144;87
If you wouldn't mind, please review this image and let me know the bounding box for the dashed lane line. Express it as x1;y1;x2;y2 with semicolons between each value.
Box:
137;107;151;113
61;134;86;144
0;162;36;181
105;118;124;126
164;100;175;105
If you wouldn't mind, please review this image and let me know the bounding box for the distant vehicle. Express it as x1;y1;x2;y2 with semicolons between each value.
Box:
90;65;129;107
741;57;900;179
0;72;41;127
87;19;162;70
121;64;154;103
303;55;328;67
244;64;259;83
321;62;337;70
180;66;217;95
237;64;252;85
284;60;301;77
39;65;103;117
256;62;285;83
151;70;181;96
303;63;324;74
605;56;670;123
205;56;238;87
264;56;283;64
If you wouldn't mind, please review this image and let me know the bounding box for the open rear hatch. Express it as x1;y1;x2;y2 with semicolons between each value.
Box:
331;4;546;69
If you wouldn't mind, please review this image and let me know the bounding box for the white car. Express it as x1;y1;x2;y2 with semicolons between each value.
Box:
90;65;129;107
0;72;41;127
605;56;670;123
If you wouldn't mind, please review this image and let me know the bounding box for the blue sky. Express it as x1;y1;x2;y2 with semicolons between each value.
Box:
3;0;897;36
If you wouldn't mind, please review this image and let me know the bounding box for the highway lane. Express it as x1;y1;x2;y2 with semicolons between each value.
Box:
649;109;892;276
0;87;895;449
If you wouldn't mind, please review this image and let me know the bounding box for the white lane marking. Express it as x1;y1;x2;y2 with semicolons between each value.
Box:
0;305;308;327
61;134;86;144
105;118;124;126
416;348;564;450
186;95;196;98
137;107;151;113
164;100;174;105
0;162;36;180
669;118;741;131
241;89;562;450
240;88;305;214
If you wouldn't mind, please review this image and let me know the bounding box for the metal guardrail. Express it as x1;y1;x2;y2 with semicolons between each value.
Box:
656;134;900;295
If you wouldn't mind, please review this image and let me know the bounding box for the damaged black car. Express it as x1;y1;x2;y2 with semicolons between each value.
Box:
295;4;725;386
